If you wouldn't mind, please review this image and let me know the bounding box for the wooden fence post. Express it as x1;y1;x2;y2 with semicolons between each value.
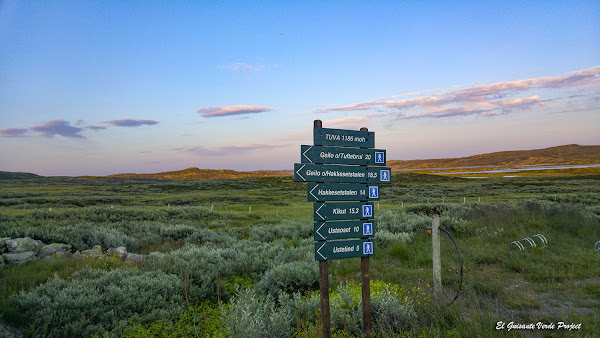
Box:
432;215;442;304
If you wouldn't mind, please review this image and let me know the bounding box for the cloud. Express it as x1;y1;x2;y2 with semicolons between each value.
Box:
101;119;159;127
221;62;263;72
1;117;159;138
314;66;600;120
324;116;369;129
85;125;107;131
197;105;275;118
29;120;85;138
174;143;288;156
0;127;29;137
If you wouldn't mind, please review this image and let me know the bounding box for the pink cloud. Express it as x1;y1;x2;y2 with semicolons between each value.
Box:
197;105;276;118
174;143;288;156
314;66;600;120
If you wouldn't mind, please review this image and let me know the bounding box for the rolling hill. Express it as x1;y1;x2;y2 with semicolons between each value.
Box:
387;144;600;170
3;144;598;180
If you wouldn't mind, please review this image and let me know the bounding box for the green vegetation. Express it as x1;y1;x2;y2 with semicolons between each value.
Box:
1;172;599;336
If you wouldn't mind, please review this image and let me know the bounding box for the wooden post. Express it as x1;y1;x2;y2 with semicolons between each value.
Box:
276;206;279;216
463;196;466;204
361;257;372;337
401;201;404;208
432;215;442;304
315;119;330;338
249;206;251;214
359;127;373;338
319;260;330;338
210;204;213;210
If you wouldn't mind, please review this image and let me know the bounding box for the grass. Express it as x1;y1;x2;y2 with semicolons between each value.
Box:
1;172;599;336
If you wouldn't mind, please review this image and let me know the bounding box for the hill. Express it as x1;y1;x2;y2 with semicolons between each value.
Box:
387;144;600;170
81;168;293;181
0;171;41;180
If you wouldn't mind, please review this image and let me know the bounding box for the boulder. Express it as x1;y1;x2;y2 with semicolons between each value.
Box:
0;237;9;254
33;240;45;254
39;243;72;259
148;251;166;258
107;246;127;260
3;251;36;265
5;237;37;253
125;252;145;263
81;245;103;258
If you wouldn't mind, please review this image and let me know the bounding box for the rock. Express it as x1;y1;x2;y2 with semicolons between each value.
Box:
125;252;145;263
33;240;45;254
3;251;36;265
0;237;9;254
81;245;103;258
5;237;37;253
148;251;166;258
107;246;127;260
72;251;83;259
39;243;72;259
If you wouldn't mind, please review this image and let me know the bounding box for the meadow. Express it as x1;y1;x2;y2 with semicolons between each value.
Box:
1;172;599;337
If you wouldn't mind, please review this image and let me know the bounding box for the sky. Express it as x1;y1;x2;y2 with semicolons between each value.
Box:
1;1;599;176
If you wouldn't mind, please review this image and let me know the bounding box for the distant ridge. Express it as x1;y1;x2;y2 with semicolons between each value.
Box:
3;144;598;180
80;168;293;181
387;144;600;170
0;171;41;180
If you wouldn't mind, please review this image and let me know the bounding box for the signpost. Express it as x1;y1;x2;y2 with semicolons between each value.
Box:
315;238;374;261
307;183;380;202
314;202;374;221
301;145;386;166
314;220;375;241
294;120;391;338
294;163;391;183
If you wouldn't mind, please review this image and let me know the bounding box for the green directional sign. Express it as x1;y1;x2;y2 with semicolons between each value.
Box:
314;220;375;241
308;183;380;201
294;163;392;184
314;202;374;221
315;238;374;261
314;127;375;148
301;145;386;166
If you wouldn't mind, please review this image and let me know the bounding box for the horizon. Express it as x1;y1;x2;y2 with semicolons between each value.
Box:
1;1;599;176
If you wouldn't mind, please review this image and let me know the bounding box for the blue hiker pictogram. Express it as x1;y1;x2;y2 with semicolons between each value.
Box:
363;242;373;254
369;186;379;199
363;223;373;236
362;205;372;217
375;152;385;164
380;169;390;182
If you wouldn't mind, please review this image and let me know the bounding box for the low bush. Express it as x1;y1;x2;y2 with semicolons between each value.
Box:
255;261;319;298
9;268;185;337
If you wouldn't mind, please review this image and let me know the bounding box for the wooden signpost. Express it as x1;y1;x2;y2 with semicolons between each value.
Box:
294;120;391;338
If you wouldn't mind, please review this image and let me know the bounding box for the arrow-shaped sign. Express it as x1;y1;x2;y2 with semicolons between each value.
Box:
314;220;375;241
301;145;386;166
314;238;375;261
313;202;374;221
307;183;379;201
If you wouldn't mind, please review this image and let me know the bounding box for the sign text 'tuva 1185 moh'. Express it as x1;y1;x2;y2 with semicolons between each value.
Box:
314;127;375;148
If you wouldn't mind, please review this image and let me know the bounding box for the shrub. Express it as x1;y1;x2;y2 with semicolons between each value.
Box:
9;268;185;337
255;261;319;298
222;287;294;337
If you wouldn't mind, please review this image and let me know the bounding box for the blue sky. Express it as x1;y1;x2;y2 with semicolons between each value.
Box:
1;1;598;176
